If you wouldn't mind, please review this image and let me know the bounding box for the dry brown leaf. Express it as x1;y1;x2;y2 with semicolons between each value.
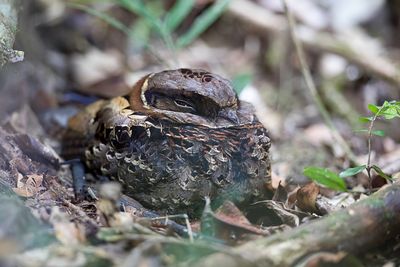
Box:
272;181;288;202
214;201;252;227
286;185;300;208
201;201;268;245
296;182;320;214
12;173;43;198
371;175;388;189
247;200;304;228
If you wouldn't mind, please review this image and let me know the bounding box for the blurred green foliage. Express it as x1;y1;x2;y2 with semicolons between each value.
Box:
69;0;230;61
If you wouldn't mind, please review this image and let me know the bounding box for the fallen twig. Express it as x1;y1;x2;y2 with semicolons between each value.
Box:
281;0;357;163
227;0;400;87
193;180;400;267
49;180;99;228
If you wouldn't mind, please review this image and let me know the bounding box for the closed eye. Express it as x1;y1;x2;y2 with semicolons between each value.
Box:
174;99;196;112
144;88;219;117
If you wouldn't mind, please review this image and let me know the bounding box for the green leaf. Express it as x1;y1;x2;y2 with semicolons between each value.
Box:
380;105;400;120
177;0;230;48
371;165;393;181
368;104;379;114
370;100;400;119
377;101;388;113
371;130;385;137
359;116;373;123
165;0;195;32
339;165;366;178
303;167;347;192
231;73;252;94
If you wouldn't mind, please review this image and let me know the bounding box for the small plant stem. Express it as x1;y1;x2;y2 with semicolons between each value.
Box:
282;0;358;164
366;112;379;191
366;123;373;190
366;122;373;177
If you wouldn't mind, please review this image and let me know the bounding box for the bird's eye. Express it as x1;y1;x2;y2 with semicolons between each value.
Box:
174;99;196;112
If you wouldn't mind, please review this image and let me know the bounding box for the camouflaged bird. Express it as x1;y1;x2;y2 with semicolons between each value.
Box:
64;69;271;216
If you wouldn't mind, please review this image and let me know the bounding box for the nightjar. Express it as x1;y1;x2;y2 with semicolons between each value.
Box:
64;69;271;216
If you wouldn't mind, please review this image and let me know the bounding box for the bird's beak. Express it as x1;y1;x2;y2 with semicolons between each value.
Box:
219;108;240;124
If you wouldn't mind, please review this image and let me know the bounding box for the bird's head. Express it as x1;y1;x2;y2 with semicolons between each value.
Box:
128;69;247;127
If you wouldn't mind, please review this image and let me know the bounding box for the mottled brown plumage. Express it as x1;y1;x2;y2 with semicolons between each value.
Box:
64;69;271;216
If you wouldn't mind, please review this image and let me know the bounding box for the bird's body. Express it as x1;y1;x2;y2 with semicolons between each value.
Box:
64;69;271;216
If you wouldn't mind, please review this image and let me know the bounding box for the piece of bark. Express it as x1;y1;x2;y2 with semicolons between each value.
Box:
0;0;24;66
193;181;400;267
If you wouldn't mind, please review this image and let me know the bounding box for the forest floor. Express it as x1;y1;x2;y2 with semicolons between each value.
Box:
0;1;400;266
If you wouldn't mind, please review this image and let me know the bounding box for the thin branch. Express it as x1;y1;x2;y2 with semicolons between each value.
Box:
227;0;400;88
193;179;400;267
281;0;357;163
366;113;378;188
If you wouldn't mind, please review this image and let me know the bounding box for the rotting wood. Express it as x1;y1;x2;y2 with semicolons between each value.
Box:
192;181;400;267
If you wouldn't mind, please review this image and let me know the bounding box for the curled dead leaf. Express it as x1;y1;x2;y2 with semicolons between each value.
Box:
201;201;269;245
12;173;43;198
287;185;300;208
272;181;288;202
296;182;320;214
247;200;306;228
